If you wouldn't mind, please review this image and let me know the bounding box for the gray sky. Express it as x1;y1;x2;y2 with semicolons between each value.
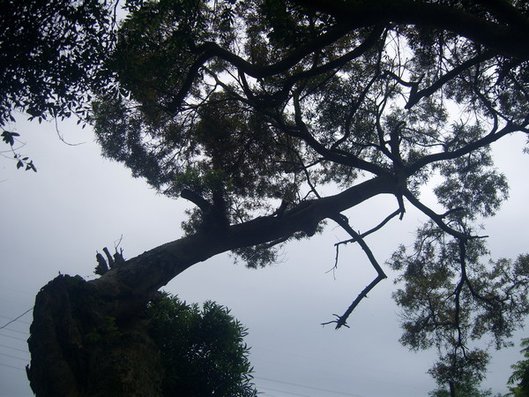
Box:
1;116;528;396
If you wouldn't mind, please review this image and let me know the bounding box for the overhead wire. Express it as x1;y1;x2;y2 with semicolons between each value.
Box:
256;376;363;397
0;343;28;353
0;351;29;362
0;362;25;371
0;313;30;325
259;385;310;396
0;307;32;330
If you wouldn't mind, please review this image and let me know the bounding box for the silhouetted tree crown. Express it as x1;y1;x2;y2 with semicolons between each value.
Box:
9;1;529;395
148;294;257;397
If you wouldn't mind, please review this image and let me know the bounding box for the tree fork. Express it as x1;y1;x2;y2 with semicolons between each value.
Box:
27;176;396;396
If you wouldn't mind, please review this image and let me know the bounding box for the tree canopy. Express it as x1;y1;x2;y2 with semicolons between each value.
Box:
0;0;117;171
12;0;529;395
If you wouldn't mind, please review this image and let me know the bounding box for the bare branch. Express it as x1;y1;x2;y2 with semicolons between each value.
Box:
403;189;472;241
334;208;401;248
406;122;518;175
322;214;387;329
405;51;495;109
180;188;212;212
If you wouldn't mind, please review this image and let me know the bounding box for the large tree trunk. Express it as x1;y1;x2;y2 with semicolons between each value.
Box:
26;176;394;396
27;275;164;396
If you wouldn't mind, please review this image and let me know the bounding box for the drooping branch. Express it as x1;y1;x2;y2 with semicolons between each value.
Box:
322;214;388;329
402;189;474;241
282;25;386;89
331;71;381;150
287;90;389;176
166;22;354;112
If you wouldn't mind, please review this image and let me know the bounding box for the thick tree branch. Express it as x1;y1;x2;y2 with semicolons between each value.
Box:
181;188;212;212
406;122;519;175
195;24;354;79
295;0;529;59
288;91;389;176
90;175;398;312
474;0;529;27
404;51;495;109
402;189;470;241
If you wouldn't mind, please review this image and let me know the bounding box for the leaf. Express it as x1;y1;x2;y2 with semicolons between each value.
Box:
16;160;23;169
1;130;20;146
26;161;37;172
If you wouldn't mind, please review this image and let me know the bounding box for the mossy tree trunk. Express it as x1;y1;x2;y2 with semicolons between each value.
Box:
27;176;394;396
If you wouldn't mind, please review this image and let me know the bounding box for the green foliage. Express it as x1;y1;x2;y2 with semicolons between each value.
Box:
508;338;529;397
0;0;116;124
147;293;257;397
390;223;529;391
429;383;495;397
3;1;529;392
433;142;509;221
0;0;117;170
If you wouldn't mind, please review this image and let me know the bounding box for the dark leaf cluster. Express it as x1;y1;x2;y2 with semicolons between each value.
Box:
0;0;117;125
147;293;257;397
390;221;529;390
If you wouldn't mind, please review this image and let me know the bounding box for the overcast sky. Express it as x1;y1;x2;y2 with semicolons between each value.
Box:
1;116;528;397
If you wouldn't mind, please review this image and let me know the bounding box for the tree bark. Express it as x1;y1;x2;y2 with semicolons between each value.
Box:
27;175;396;396
449;380;456;397
27;275;164;397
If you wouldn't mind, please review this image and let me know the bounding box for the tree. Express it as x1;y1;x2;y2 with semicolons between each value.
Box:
429;383;496;397
507;338;529;397
16;0;529;395
0;0;117;171
390;234;529;395
147;293;257;397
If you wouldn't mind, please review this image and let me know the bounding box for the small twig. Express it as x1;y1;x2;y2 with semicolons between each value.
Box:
114;234;124;251
54;118;85;146
333;208;401;249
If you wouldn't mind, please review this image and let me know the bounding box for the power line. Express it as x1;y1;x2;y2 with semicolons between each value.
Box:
0;314;30;325
256;376;363;397
0;362;25;371
0;351;29;362
0;332;27;342
259;385;310;397
0;307;32;330
0;343;28;353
